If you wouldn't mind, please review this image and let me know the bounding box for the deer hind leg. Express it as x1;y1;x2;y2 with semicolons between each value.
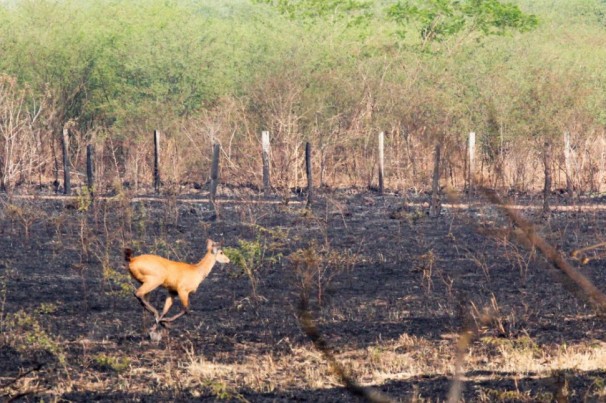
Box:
134;281;162;319
160;290;190;323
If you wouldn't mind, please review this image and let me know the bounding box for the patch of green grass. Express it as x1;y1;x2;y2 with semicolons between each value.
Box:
35;303;58;315
0;308;66;364
93;353;131;373
481;335;542;359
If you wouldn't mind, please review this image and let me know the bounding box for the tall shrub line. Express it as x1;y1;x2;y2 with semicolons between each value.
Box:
0;0;605;194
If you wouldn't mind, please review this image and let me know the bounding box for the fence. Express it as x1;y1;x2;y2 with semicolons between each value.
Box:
2;126;605;206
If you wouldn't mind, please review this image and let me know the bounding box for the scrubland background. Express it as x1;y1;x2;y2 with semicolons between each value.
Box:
1;0;605;194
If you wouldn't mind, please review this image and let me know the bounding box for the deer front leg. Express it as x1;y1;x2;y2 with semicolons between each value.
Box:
159;290;190;323
157;292;176;323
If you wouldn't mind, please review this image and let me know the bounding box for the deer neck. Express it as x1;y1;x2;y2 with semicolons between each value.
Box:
195;252;216;280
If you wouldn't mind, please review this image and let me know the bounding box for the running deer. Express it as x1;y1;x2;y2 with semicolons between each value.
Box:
125;239;230;324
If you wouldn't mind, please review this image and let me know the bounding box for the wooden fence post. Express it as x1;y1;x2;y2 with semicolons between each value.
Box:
542;139;552;216
86;144;94;200
564;131;574;198
305;142;313;208
468;131;475;195
210;143;221;216
153;130;161;193
262;131;271;196
62;127;71;195
378;131;385;195
429;143;441;218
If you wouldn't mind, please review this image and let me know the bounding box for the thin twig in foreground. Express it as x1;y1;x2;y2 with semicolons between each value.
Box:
297;297;393;403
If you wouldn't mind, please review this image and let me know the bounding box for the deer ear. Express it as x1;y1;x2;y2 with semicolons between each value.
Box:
206;239;214;251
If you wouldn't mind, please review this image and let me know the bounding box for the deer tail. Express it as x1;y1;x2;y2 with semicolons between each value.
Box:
124;248;133;263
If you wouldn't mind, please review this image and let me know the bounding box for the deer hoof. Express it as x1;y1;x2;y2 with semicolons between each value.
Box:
149;324;163;342
158;320;173;329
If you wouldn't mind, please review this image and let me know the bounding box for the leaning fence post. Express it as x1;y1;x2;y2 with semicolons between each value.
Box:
62;127;71;195
262;131;271;196
210;143;221;216
305;142;312;208
153;130;161;193
378;131;385;195
86;144;95;200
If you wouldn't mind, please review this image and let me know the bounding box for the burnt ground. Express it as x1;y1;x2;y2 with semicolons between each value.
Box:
1;188;606;402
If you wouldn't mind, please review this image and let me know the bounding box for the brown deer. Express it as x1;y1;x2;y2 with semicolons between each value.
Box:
125;239;230;324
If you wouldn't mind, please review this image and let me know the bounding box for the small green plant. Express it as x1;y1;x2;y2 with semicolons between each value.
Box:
93;353;131;373
224;236;279;301
207;381;232;400
203;380;247;401
76;186;94;212
102;265;133;298
224;240;263;301
35;303;58;315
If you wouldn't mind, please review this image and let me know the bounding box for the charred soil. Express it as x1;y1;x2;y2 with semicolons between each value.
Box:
1;189;606;402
